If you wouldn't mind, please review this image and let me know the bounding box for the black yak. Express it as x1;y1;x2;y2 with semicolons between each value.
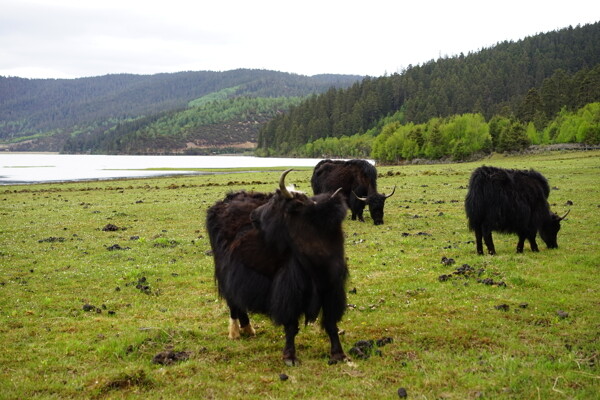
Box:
206;170;349;365
465;166;569;255
311;159;395;225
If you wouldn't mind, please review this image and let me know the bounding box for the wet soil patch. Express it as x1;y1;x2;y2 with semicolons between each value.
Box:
152;239;179;248
102;223;126;232
82;303;116;315
441;256;455;266
125;276;159;296
38;236;66;243
400;231;432;237
437;258;507;287
101;369;153;392
107;244;130;251
152;350;190;365
347;337;393;360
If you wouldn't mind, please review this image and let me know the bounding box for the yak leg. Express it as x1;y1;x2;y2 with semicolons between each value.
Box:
227;304;255;339
323;321;346;363
528;234;539;252
474;229;484;255
282;322;300;366
349;198;366;222
228;317;241;339
350;206;364;222
351;210;365;222
356;205;365;222
483;231;496;255
237;310;256;336
321;290;347;363
516;235;526;253
517;232;539;253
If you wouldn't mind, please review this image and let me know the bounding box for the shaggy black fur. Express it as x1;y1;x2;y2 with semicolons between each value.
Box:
465;166;565;255
206;175;349;365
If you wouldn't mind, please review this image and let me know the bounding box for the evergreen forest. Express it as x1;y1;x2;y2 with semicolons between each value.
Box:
0;70;362;153
258;22;600;162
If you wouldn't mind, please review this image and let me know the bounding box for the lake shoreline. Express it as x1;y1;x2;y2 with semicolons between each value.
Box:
0;154;327;185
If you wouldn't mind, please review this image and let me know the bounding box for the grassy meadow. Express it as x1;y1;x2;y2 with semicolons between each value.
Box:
1;150;599;399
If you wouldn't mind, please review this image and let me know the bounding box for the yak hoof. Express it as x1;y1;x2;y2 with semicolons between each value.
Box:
240;324;256;336
284;357;300;367
228;318;241;340
328;353;349;365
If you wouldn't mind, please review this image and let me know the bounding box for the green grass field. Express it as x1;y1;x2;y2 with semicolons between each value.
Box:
1;150;599;399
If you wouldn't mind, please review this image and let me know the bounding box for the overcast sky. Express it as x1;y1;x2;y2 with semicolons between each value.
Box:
1;0;598;79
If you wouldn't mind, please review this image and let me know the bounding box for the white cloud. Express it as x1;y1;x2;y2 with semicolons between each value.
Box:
1;0;598;78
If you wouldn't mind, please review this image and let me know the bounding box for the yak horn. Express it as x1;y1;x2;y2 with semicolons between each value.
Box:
385;185;397;199
330;187;343;199
279;169;294;199
559;209;570;220
352;191;367;202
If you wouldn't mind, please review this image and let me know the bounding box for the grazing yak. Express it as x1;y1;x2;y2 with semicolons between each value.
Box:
206;170;349;365
311;159;395;225
465;166;569;255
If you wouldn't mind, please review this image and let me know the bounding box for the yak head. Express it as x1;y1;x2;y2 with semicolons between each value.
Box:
539;210;570;249
251;169;347;260
353;186;396;225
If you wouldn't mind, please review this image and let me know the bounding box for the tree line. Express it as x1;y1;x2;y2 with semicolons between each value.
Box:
295;103;600;162
257;22;600;160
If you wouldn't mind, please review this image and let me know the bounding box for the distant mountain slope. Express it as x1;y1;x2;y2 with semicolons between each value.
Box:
62;96;306;155
0;69;363;152
258;22;600;155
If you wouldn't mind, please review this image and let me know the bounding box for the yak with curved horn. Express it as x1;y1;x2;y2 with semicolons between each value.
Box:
465;165;569;255
311;159;395;225
206;169;349;365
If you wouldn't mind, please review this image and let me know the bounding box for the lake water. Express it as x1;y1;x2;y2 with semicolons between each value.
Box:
0;154;327;185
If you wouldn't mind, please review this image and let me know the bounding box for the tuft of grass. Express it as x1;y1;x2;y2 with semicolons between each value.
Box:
0;152;599;399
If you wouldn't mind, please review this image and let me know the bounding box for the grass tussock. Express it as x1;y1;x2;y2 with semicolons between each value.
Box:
0;150;599;399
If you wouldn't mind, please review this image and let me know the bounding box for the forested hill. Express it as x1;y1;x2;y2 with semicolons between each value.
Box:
0;70;363;153
258;22;600;156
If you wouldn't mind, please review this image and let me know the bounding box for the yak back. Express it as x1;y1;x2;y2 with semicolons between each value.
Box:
206;191;273;260
465;166;551;233
311;159;377;197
